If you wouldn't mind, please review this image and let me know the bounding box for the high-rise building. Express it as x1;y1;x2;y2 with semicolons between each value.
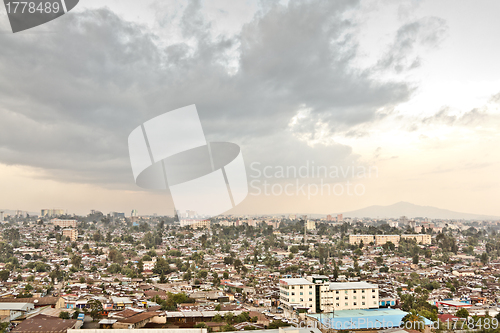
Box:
337;214;343;222
41;209;64;217
399;216;408;226
0;211;4;223
306;220;316;230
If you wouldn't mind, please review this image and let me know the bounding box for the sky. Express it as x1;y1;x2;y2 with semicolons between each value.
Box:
0;0;499;217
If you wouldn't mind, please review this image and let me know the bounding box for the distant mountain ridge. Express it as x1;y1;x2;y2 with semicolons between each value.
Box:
341;201;499;220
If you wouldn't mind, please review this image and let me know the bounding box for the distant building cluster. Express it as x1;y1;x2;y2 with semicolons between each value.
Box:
179;220;210;229
349;234;431;246
41;209;64;217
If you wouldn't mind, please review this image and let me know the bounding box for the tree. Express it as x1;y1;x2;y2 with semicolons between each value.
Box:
153;258;171;275
0;270;10;281
481;253;489;265
413;255;419;265
72;310;81;319
108;249;125;264
197;270;208;279
59;311;70;319
70;255;82;269
456;308;469;318
233;259;243;273
215;304;221;311
87;299;103;321
4;229;20;242
268;320;290;329
222;324;237;331
223;312;234;324
183;271;192;281
401;310;425;331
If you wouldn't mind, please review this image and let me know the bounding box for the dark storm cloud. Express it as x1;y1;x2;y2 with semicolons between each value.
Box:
0;0;416;188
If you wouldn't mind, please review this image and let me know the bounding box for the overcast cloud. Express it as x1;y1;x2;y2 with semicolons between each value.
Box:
0;0;424;188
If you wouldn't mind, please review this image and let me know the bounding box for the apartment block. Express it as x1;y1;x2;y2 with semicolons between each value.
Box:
280;276;379;317
62;229;78;242
349;235;375;245
401;234;431;245
349;234;432;247
375;234;401;246
317;281;379;312
279;278;316;315
180;220;210;229
51;219;77;228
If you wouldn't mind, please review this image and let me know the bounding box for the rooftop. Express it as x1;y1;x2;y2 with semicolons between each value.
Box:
12;314;77;333
279;278;314;285
329;282;378;290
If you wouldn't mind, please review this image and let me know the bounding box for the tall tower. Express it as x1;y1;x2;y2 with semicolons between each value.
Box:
304;220;307;244
0;211;4;223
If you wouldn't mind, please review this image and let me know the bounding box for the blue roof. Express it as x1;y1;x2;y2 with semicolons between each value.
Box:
307;308;432;330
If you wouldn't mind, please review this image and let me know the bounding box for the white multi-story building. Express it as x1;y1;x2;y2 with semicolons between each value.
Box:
316;281;379;312
279;278;316;316
280;276;379;318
